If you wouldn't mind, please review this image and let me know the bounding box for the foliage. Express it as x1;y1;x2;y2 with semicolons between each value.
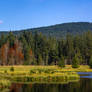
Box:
0;66;79;85
72;55;79;68
89;56;92;68
0;29;92;66
58;56;65;68
10;67;14;72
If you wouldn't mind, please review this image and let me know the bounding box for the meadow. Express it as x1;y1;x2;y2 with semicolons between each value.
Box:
0;65;91;89
0;65;91;73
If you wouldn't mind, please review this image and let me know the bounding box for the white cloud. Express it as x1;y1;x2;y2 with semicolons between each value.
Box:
0;20;3;24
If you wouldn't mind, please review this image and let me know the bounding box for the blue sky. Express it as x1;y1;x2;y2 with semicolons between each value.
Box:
0;0;92;31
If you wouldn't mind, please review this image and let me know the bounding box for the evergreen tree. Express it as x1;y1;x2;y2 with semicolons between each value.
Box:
58;39;65;58
49;49;59;65
37;54;43;65
0;34;8;48
89;56;92;68
7;32;15;47
72;54;79;68
58;55;65;68
65;33;74;64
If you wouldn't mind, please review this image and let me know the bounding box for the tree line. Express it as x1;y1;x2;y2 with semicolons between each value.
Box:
0;31;92;68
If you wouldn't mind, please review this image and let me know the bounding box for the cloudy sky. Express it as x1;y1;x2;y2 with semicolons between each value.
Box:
0;0;92;31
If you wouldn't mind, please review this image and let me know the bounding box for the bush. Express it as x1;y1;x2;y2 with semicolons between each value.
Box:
4;70;7;73
30;69;36;74
10;67;14;72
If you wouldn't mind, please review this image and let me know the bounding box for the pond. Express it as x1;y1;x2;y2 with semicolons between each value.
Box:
6;72;92;92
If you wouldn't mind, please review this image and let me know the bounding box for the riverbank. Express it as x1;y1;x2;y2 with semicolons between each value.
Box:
0;65;92;88
60;65;92;72
0;65;91;72
0;65;80;88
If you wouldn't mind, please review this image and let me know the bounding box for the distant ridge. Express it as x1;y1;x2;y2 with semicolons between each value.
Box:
0;22;92;37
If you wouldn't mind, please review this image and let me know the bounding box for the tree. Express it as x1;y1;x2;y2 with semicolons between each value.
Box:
8;47;15;65
18;51;24;64
26;49;36;65
58;55;65;68
0;43;9;65
0;34;7;48
65;34;74;64
23;44;30;65
37;54;43;65
89;56;92;68
72;54;79;68
49;49;59;65
58;39;65;58
14;39;24;65
7;32;15;48
85;31;92;64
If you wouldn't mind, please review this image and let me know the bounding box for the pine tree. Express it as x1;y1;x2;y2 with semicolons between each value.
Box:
58;56;65;68
49;49;59;65
89;56;92;68
0;43;9;65
72;54;79;68
8;32;15;48
65;33;74;64
38;54;43;65
0;34;7;48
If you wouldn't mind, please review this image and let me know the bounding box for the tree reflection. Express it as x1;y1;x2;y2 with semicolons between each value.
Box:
10;79;92;92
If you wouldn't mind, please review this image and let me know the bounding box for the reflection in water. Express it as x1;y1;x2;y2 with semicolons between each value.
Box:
78;72;92;79
0;88;10;92
9;78;92;92
10;84;23;92
8;73;92;92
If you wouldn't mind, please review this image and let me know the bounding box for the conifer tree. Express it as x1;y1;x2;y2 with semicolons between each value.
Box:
89;56;92;68
58;55;65;68
38;54;43;65
72;54;79;68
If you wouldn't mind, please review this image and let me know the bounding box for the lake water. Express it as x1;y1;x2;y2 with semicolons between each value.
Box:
9;72;92;92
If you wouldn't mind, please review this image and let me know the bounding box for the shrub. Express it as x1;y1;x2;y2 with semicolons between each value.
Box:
30;69;36;74
10;67;14;72
4;70;7;73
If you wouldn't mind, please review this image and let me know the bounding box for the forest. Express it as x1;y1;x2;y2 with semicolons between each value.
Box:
0;31;92;68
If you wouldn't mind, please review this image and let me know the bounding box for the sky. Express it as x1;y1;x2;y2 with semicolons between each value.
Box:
0;0;92;31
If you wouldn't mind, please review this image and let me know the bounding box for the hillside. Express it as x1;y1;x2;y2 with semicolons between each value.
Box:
1;22;92;37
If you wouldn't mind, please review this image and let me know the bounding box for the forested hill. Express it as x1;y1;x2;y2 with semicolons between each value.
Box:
1;22;92;37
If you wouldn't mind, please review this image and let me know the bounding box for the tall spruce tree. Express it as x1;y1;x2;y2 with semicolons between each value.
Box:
58;55;65;68
89;56;92;68
72;54;79;68
65;34;74;64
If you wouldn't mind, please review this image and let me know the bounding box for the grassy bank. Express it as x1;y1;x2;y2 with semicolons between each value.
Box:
60;65;92;72
0;65;81;88
0;65;91;73
1;65;91;88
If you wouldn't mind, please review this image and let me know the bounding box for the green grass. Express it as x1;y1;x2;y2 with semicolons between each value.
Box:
0;65;91;73
1;65;91;88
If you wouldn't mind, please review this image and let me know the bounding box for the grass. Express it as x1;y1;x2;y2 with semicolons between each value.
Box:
60;65;92;72
0;65;91;73
0;65;91;88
